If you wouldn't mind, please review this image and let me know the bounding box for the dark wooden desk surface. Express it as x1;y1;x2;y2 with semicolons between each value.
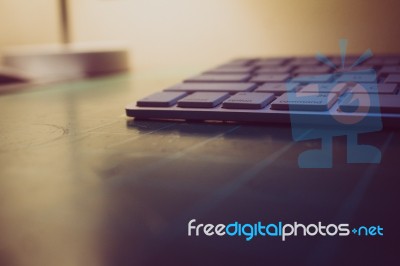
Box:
0;73;399;266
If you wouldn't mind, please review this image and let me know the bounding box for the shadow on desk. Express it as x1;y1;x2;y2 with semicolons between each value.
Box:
92;119;400;265
127;119;295;140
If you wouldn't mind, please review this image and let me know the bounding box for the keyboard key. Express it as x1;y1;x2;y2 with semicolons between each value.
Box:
336;73;376;83
335;67;375;74
293;66;332;74
165;83;257;93
379;66;400;74
376;95;400;113
350;83;399;94
383;58;400;65
184;74;250;83
300;83;347;95
362;63;381;68
205;69;250;74
250;74;290;83
137;92;188;107
271;93;338;111
291;74;334;83
339;94;400;113
364;58;385;65
366;57;399;65
220;64;256;69
254;58;287;66
255;82;300;95
384;74;400;83
222;92;275;109
328;58;354;68
177;92;229;108
216;65;256;71
289;58;320;66
256;65;293;74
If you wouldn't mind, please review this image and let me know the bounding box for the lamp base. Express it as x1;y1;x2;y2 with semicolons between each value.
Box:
2;42;130;82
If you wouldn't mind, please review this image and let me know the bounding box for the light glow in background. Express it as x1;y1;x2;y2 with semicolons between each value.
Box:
1;0;400;71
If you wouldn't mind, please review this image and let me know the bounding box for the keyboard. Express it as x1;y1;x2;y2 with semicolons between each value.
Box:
125;56;400;127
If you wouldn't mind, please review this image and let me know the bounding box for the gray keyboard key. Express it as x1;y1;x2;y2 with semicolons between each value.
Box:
294;66;331;74
300;83;347;95
255;82;300;95
256;65;293;74
254;58;287;66
222;92;275;109
218;65;256;71
177;92;229;108
291;74;334;83
335;67;375;74
184;74;250;83
250;74;290;83
384;74;400;83
137;92;188;107
289;58;320;66
383;58;400;65
329;58;354;68
206;69;251;74
206;66;256;74
379;66;400;74
366;57;400;65
365;58;385;65
336;73;376;83
165;82;257;93
271;93;338;111
339;94;400;113
350;83;399;94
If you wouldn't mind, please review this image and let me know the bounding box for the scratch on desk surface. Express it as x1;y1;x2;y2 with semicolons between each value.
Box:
0;123;69;152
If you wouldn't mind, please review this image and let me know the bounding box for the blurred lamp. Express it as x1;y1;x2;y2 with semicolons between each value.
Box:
1;0;130;82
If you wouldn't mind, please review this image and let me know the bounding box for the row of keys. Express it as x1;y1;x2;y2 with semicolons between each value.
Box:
207;65;333;74
207;64;400;75
216;58;400;78
136;91;400;113
225;56;400;67
165;82;399;95
184;73;400;84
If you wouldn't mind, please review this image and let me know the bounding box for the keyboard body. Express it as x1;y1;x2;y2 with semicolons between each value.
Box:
126;56;400;128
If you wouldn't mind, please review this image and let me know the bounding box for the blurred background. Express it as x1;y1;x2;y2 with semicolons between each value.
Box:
1;0;400;72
